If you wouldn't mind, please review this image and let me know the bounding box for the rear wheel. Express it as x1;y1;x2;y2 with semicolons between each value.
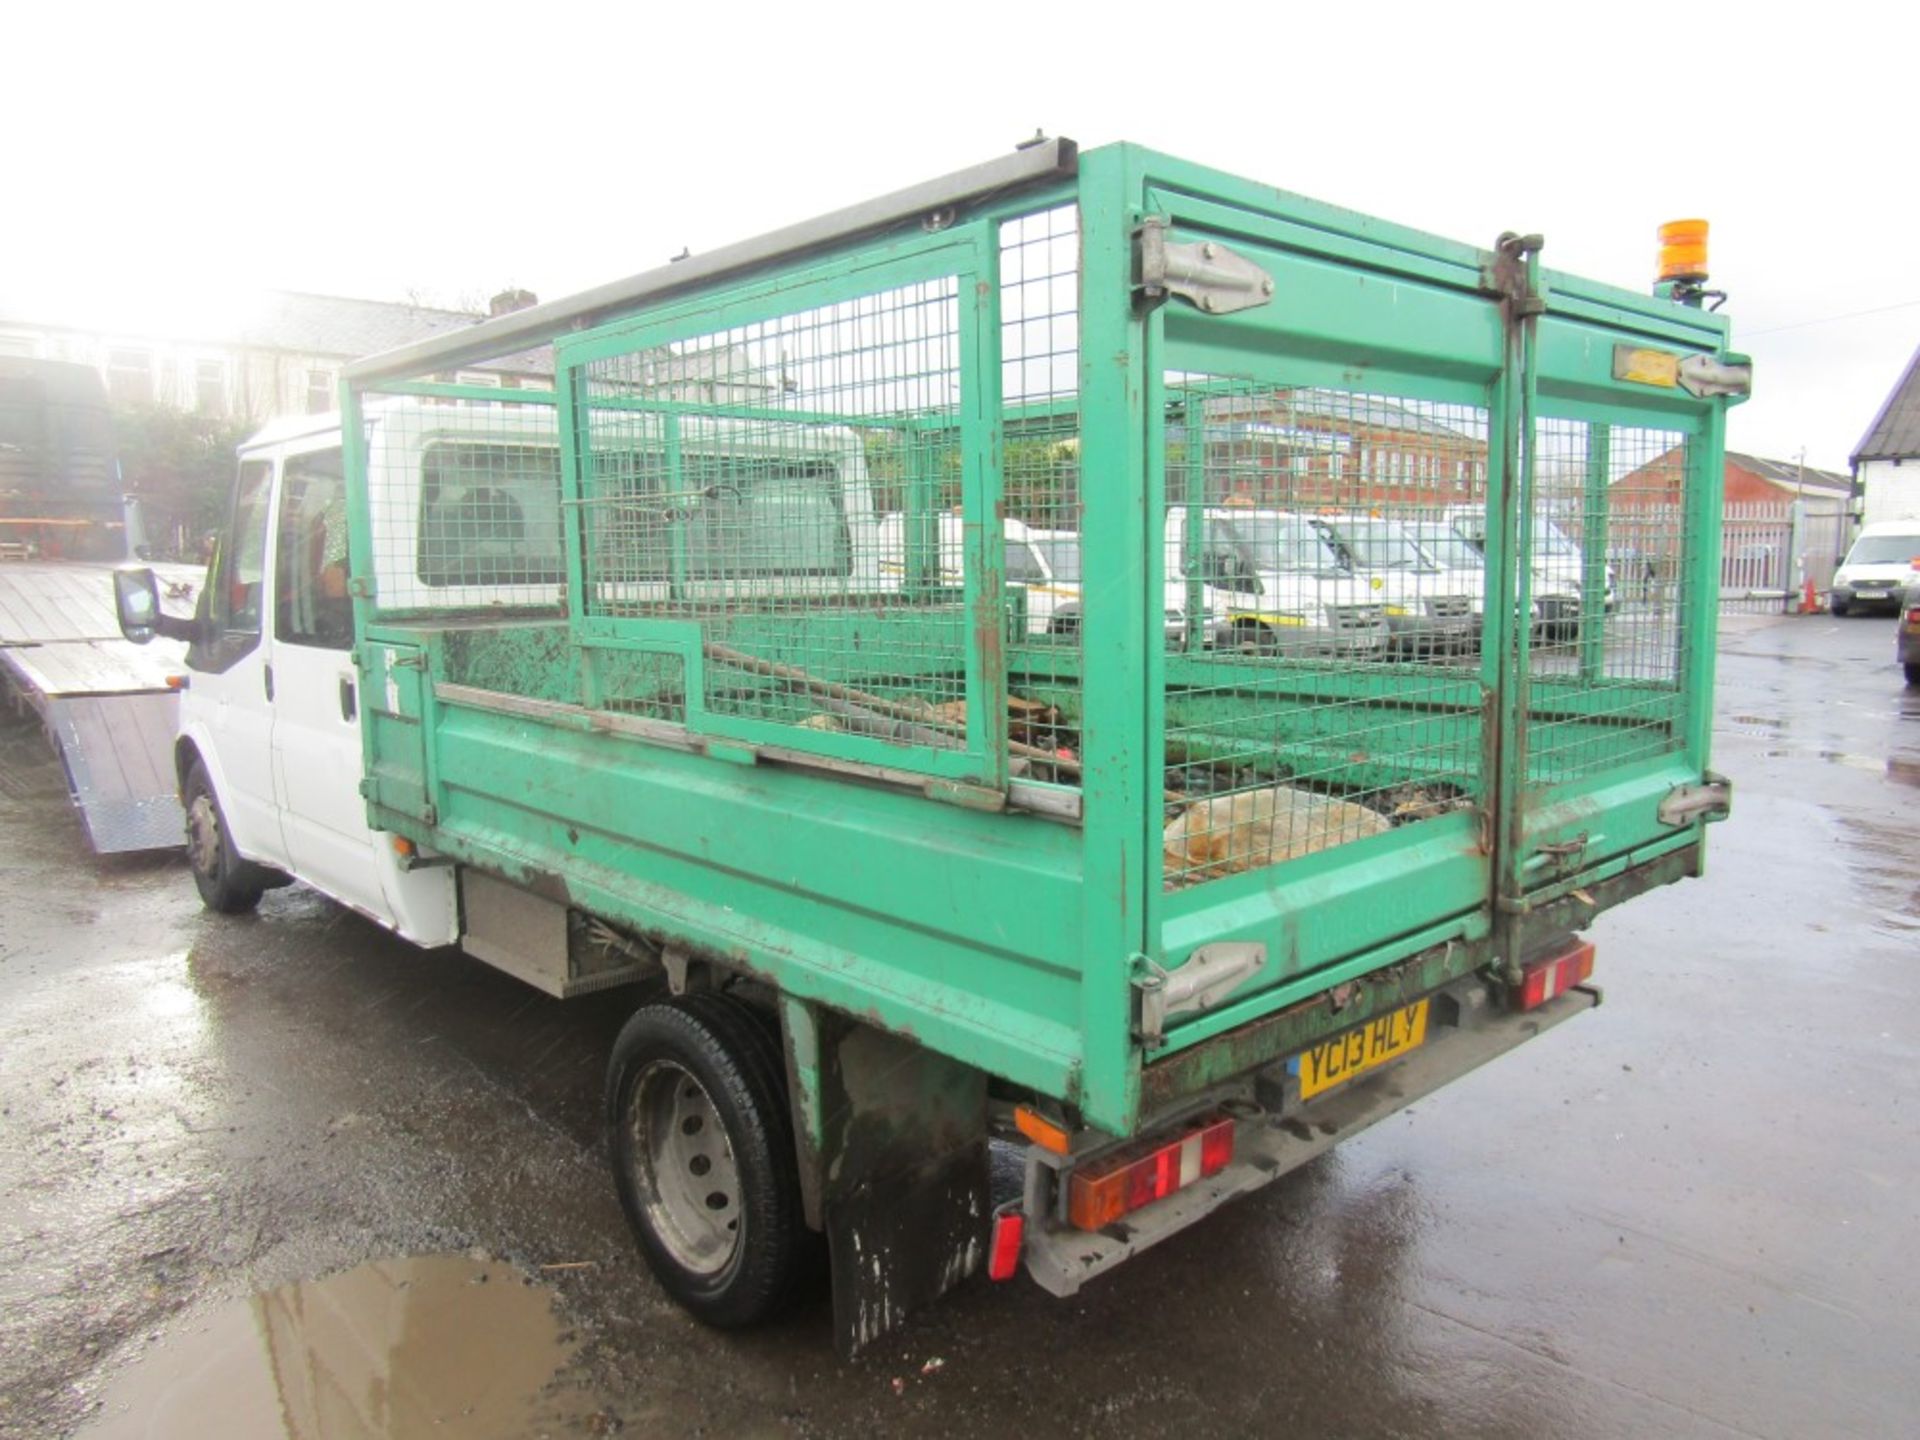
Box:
1905;662;1919;687
1231;620;1273;654
606;993;812;1327
182;760;269;914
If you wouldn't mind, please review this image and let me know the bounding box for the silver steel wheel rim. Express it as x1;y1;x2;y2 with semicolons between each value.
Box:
186;793;221;877
628;1059;741;1276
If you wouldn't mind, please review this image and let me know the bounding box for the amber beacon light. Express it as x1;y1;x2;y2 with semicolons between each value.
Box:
1657;219;1710;284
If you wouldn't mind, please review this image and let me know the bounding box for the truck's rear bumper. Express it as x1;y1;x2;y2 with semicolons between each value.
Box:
1020;981;1597;1297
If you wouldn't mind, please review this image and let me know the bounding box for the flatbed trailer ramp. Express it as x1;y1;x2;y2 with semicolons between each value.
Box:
0;562;196;853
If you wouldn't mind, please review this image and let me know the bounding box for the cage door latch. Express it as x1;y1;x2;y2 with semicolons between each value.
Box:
1132;943;1267;1048
1135;217;1276;315
1657;772;1732;826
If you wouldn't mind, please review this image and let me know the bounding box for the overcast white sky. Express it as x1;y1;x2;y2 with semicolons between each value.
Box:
4;1;1912;470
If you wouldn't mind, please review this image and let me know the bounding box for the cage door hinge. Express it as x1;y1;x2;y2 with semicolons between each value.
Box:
1131;943;1266;1049
1658;771;1732;826
1135;217;1276;315
1482;230;1546;317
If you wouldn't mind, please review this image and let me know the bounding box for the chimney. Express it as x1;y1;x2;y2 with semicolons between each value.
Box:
488;287;537;318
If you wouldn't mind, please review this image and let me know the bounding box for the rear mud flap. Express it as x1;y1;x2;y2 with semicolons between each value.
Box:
826;1144;988;1357
784;1005;989;1357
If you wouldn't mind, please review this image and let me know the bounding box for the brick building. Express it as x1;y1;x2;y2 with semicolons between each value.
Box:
1182;390;1488;509
1611;446;1852;514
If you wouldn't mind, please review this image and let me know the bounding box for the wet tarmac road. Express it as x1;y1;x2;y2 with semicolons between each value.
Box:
3;611;1916;1438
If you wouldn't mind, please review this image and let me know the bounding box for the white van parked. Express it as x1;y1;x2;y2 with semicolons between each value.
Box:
1167;507;1390;657
879;514;1216;644
1443;508;1614;636
1831;522;1920;615
1311;514;1477;656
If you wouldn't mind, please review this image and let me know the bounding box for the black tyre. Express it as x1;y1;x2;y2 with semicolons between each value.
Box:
1905;662;1919;688
1830;598;1850;616
182;759;268;914
1231;621;1272;654
606;993;811;1327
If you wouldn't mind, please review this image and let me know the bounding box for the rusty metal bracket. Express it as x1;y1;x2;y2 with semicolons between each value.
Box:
1524;832;1592;882
1135;217;1276;315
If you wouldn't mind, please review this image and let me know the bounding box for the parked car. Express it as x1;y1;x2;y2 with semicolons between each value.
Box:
1832;522;1920;615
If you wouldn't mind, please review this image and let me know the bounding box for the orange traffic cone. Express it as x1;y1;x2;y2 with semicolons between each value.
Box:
1801;575;1818;614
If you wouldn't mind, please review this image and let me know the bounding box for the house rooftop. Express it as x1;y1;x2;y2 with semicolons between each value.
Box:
1726;451;1853;496
1850;345;1920;465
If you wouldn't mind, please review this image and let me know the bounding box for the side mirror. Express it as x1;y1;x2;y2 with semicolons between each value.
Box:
114;566;161;643
114;566;195;644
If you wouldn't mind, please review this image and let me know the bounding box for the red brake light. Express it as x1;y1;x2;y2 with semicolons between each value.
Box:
1067;1114;1235;1231
987;1205;1024;1281
1512;939;1596;1012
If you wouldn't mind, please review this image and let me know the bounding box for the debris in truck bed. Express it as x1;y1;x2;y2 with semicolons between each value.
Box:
1375;783;1475;825
1163;785;1392;882
929;692;1071;751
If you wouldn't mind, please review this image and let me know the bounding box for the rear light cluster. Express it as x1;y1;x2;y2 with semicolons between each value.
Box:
1067;1113;1234;1231
1512;939;1596;1012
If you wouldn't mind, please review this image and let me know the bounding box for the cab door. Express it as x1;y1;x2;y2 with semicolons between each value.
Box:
266;443;397;923
187;456;288;868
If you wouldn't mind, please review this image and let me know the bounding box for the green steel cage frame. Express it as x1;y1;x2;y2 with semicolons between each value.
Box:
339;140;1741;1138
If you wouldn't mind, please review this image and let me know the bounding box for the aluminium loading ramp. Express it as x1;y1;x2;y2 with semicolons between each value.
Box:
0;562;197;853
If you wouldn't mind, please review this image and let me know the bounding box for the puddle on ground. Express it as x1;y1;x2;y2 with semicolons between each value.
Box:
82;1254;586;1440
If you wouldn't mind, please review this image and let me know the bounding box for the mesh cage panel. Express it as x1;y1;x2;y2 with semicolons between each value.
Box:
1159;378;1491;890
573;277;967;742
999;205;1083;774
1525;420;1690;785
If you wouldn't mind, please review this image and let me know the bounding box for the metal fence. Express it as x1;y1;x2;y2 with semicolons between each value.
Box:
1567;497;1854;617
1716;501;1852;613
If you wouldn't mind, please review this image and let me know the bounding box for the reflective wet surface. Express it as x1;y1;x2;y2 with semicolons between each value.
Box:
80;1255;579;1440
3;609;1916;1437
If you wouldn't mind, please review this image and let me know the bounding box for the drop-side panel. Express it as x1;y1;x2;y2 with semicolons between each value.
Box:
1143;202;1508;1044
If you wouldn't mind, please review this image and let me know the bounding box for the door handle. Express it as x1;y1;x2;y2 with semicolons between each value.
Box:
263;662;274;701
339;674;357;722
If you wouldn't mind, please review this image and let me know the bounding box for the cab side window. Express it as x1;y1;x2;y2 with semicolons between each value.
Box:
275;448;352;649
197;459;274;671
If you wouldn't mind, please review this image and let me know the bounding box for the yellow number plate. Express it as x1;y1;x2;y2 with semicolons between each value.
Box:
1297;999;1430;1100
